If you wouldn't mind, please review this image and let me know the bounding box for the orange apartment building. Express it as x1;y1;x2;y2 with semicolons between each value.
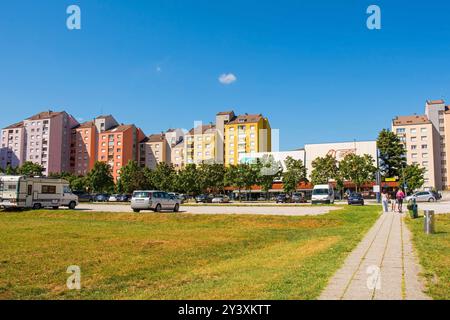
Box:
98;124;145;181
71;121;97;175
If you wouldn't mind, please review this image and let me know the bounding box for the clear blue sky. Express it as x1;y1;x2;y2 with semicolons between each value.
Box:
1;0;449;150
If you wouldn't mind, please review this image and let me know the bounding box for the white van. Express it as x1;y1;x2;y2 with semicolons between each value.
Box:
0;175;79;210
311;184;335;205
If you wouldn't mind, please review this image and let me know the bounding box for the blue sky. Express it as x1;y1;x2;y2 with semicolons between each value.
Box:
0;0;449;150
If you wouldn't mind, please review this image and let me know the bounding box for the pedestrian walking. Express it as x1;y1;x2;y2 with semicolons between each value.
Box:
396;188;405;213
381;189;389;212
390;189;397;212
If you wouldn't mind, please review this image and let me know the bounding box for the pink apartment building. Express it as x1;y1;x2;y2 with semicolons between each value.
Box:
0;122;26;169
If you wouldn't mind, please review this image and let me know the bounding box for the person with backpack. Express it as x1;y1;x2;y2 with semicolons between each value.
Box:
396;188;406;213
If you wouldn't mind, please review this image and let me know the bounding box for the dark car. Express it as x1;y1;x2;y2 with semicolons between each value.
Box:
291;192;307;203
94;194;110;202
116;194;130;202
72;191;94;202
195;194;213;203
348;193;364;205
276;194;288;203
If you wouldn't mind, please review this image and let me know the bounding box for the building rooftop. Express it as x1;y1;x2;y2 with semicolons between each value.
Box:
145;133;166;143
392;115;431;126
102;124;134;133
95;114;113;119
77;121;95;129
3;122;24;129
26;110;64;121
426;99;445;105
228;114;263;125
188;124;216;135
217;111;235;116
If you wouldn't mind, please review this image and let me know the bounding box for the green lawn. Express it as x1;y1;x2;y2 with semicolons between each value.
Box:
0;206;379;300
406;213;450;300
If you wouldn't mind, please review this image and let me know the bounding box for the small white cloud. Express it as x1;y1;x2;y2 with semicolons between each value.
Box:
156;66;162;73
219;73;237;85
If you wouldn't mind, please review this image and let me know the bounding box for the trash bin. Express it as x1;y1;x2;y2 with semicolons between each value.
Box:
407;199;418;219
424;210;435;234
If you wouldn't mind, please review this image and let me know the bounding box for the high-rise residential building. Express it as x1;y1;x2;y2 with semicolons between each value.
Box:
70;115;119;175
139;133;168;169
0;122;26;169
224;114;271;166
215;111;236;164
392;115;438;190
171;140;185;170
184;124;217;165
22;111;79;175
98;124;145;181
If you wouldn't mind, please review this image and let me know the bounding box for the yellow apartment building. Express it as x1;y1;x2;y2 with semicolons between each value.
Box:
184;124;217;165
224;114;271;166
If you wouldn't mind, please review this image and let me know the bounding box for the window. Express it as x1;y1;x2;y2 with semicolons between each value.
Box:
42;185;56;194
422;161;428;167
411;153;418;159
410;137;417;142
421;144;427;149
421;128;427;133
396;128;405;134
410;128;416;134
421;136;427;141
422;153;428;158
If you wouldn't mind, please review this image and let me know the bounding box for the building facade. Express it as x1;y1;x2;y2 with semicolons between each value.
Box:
171;140;185;170
0;122;26;170
239;150;305;173
392;115;437;190
224;114;271;166
304;140;377;181
139;133;168;169
184;124;217;165
98;125;145;181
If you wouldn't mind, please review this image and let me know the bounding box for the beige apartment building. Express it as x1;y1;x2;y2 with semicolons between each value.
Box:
139;133;168;170
184;124;217;165
171;140;185;170
392;115;438;190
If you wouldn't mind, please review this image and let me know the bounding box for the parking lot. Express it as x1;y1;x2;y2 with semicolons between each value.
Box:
76;202;340;216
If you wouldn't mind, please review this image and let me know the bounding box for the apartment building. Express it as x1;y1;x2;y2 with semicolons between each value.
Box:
0;122;26;169
171;140;185;170
98;125;145;181
139;133;168;169
23;111;79;175
185;124;217;165
224;114;271;166
71;115;119;175
392;115;438;190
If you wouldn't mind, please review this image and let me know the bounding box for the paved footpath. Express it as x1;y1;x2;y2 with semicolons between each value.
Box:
319;211;430;300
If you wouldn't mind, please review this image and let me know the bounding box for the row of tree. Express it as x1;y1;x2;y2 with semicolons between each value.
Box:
0;129;426;195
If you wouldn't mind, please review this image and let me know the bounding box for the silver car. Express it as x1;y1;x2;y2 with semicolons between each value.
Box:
131;190;181;213
405;191;437;203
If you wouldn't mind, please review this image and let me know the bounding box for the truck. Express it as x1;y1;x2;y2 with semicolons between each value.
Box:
0;175;78;210
311;184;335;205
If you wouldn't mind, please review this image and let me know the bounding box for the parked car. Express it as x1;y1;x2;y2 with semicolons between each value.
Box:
116;194;130;202
211;195;230;203
94;194;110;202
168;192;185;204
291;192;307;203
348;193;365;206
131;190;181;213
195;194;213;203
108;194;120;202
312;184;335;204
72;191;94;202
276;194;288;203
405;191;437;203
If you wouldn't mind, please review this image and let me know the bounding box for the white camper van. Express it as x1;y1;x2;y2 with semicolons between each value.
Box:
311;184;335;205
0;175;79;210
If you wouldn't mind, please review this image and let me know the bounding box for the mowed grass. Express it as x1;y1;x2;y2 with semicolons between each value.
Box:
406;213;450;300
0;206;380;300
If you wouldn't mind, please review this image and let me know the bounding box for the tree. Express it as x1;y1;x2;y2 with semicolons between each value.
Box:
198;163;226;194
339;154;377;192
400;164;426;193
17;161;44;176
151;163;177;191
5;165;18;175
175;164;201;195
255;154;283;199
118;161;151;194
282;157;307;195
86;161;115;193
310;155;339;185
377;129;407;178
71;176;88;192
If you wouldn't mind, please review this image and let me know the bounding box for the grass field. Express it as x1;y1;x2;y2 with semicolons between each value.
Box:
406;213;450;300
0;206;379;300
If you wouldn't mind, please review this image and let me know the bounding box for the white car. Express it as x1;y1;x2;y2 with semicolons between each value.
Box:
211;196;230;203
405;191;437;203
108;194;119;202
131;190;181;213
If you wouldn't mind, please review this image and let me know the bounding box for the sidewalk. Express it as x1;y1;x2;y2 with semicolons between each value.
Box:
319;210;430;300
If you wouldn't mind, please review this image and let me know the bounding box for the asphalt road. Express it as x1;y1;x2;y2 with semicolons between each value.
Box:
76;203;340;216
